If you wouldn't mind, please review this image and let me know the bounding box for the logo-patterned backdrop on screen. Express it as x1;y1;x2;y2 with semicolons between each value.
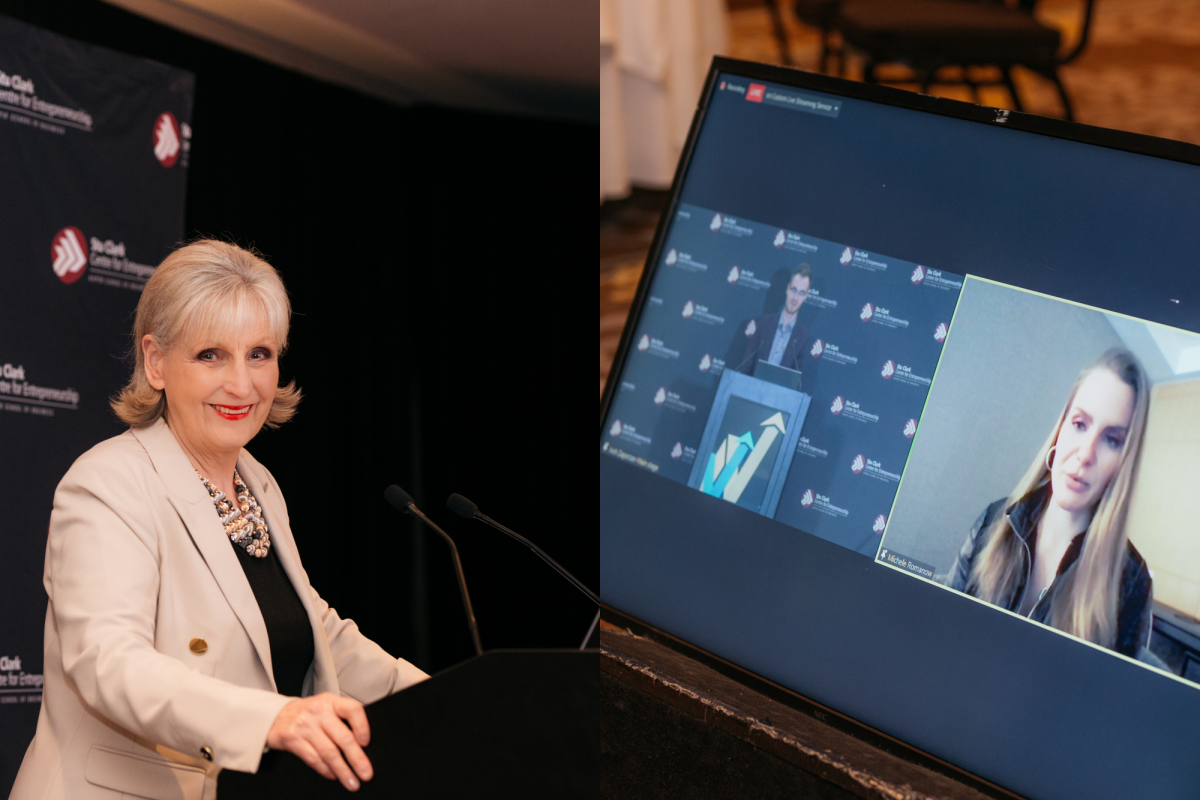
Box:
604;202;963;556
0;16;192;785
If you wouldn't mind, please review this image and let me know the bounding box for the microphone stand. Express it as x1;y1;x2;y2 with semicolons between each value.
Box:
450;498;599;605
386;486;483;657
447;494;601;649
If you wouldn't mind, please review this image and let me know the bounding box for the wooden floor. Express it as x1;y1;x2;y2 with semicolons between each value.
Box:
600;0;1200;396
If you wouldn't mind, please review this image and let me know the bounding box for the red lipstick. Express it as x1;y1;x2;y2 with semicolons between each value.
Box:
211;404;252;421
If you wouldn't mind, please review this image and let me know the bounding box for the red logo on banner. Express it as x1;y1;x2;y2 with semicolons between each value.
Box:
671;442;683;460
873;514;888;533
911;265;926;284
699;354;712;372
882;360;896;379
51;227;88;284
851;454;865;474
747;83;766;102
840;246;854;265
860;302;874;321
903;418;917;438
654;388;666;406
811;339;824;358
774;229;786;248
727;266;740;284
830;396;844;414
637;334;650;352
934;322;948;342
801;489;814;508
682;301;695;319
153;112;182;167
609;419;622;438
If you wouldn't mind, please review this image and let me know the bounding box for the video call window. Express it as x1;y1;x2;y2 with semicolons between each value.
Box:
606;236;1200;687
880;276;1200;685
601;202;962;556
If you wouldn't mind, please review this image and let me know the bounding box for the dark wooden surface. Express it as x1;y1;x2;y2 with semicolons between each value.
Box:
601;623;1016;800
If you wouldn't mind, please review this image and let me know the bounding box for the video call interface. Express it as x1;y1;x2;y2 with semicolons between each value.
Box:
602;73;1200;692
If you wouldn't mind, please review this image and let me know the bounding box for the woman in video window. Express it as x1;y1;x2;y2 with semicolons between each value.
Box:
946;348;1153;658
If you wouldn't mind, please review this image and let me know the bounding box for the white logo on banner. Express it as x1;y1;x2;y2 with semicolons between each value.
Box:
51;227;88;283
609;420;622;437
699;353;712;372
873;514;888;533
637;335;650;352
860;302;874;321
153;112;181;167
903;418;917;438
744;319;756;337
654;388;667;405
682;301;695;319
911;265;926;284
851;454;865;474
671;442;683;460
934;322;948;342
774;229;786;248
710;213;723;231
830;396;844;414
811;339;824;358
801;489;814;508
840;246;853;265
727;266;740;284
665;248;678;266
882;360;896;379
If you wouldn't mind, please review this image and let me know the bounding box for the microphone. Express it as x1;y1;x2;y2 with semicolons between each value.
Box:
447;493;599;606
384;485;483;657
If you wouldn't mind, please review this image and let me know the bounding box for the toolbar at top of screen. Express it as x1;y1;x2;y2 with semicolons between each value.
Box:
717;75;842;119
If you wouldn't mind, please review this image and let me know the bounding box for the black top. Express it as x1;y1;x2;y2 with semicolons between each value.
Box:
233;543;315;697
946;484;1153;657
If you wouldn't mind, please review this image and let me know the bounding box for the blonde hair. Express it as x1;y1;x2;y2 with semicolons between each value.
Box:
968;348;1149;648
111;239;301;428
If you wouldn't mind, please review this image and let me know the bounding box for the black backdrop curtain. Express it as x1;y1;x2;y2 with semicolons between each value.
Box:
0;0;596;673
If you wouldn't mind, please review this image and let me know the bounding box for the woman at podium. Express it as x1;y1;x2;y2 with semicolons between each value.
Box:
11;241;426;798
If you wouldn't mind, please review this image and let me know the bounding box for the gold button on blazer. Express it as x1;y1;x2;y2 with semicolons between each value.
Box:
10;418;428;800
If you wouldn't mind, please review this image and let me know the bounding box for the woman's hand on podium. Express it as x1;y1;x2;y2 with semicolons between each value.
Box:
267;692;373;791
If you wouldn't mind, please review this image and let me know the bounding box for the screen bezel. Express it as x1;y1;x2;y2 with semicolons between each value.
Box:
598;56;1200;796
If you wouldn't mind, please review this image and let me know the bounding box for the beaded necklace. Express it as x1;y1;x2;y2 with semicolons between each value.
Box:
197;469;271;557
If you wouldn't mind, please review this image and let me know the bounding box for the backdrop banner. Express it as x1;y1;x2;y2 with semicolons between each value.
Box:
0;15;192;788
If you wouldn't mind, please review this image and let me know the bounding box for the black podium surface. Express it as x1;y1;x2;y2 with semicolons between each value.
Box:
219;650;598;798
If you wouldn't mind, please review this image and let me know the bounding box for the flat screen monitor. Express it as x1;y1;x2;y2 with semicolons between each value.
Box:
600;57;1200;799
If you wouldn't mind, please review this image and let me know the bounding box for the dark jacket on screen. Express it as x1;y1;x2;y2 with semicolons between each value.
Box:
730;310;809;375
946;485;1153;658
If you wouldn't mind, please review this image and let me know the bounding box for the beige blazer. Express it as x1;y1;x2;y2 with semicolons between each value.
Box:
10;418;427;800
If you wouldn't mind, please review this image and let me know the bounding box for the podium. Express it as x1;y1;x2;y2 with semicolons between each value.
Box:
218;650;598;798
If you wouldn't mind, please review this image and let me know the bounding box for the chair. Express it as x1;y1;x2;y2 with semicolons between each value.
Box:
793;0;843;74
837;0;1098;120
768;0;796;66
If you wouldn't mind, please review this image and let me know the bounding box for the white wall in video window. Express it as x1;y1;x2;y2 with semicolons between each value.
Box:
881;276;1200;678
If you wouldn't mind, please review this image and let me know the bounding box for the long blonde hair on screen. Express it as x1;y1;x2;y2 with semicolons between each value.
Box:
111;239;301;429
967;348;1149;648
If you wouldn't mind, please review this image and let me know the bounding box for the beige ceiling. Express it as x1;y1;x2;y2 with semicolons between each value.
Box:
104;0;598;121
